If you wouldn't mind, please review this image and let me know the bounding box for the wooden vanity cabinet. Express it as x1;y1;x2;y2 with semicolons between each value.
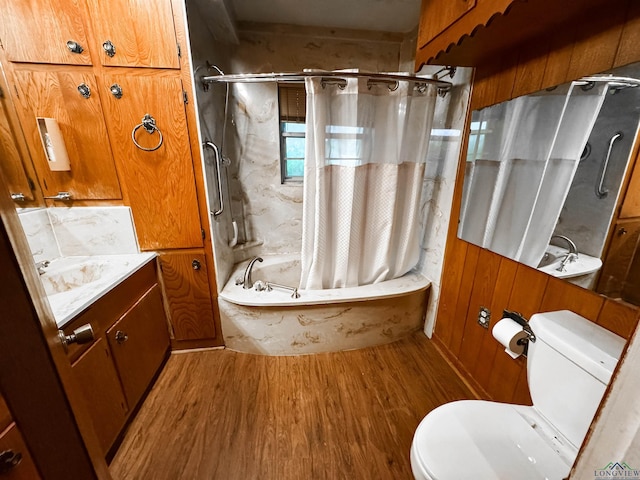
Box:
71;337;128;454
65;260;170;456
107;285;170;409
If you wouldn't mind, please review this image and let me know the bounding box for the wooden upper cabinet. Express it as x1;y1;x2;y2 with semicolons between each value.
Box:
12;66;122;200
418;0;477;47
0;0;92;65
99;70;203;249
85;0;180;69
620;158;640;219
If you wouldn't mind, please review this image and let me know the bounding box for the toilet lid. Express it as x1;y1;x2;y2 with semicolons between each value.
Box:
412;400;573;480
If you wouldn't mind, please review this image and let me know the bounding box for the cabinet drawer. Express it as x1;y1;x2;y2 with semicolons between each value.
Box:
63;260;158;362
71;337;128;455
107;285;170;408
0;423;41;479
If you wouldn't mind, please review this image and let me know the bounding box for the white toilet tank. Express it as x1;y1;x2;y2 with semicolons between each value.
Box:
527;310;625;449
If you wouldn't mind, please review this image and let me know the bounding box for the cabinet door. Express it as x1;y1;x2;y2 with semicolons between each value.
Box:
0;0;92;65
107;285;169;409
0;423;41;479
85;0;179;68
159;252;216;341
0;80;36;202
620;158;640;218
71;337;128;455
100;71;202;249
12;67;122;200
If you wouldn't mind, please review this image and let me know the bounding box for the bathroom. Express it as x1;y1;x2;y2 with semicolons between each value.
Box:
1;0;640;478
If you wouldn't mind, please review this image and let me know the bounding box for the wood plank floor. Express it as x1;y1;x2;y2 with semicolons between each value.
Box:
109;331;475;479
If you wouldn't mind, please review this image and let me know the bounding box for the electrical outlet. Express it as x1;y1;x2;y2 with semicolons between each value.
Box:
478;307;491;329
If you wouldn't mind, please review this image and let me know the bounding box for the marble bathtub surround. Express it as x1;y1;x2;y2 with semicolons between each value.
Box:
19;206;140;260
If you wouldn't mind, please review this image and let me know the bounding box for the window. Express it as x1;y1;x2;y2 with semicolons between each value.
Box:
467;120;490;161
278;83;306;182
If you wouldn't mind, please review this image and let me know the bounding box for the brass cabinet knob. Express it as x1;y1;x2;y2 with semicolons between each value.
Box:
66;40;84;54
192;259;202;270
0;449;22;474
115;330;128;344
102;40;116;57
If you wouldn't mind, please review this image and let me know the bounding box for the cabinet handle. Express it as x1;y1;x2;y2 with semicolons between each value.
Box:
0;450;23;473
192;259;201;270
43;192;72;201
66;40;84;54
619;227;628;236
110;83;123;99
115;330;128;344
102;40;116;57
58;323;94;349
77;83;91;98
10;193;26;202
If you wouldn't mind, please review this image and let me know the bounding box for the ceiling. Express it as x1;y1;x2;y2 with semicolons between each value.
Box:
229;0;422;33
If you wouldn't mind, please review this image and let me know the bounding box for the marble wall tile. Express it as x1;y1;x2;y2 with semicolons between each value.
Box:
48;207;139;256
18;208;60;263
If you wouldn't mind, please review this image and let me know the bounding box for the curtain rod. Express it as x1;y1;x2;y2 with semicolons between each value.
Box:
201;70;453;96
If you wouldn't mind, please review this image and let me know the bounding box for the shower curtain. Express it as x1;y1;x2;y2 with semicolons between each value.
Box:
299;73;437;289
459;82;608;268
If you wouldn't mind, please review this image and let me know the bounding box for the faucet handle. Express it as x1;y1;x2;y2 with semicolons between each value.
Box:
235;276;244;286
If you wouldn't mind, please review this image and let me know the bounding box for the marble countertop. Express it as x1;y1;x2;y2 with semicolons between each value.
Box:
40;252;157;328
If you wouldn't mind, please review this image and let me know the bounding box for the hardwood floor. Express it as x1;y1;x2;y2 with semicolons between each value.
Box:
109;331;475;479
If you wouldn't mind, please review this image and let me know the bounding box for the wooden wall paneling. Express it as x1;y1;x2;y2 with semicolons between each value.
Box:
539;28;576;89
491;52;519;106
613;0;640;68
619;155;640;218
158;252;217;341
472;257;518;393
597;299;640;339
458;249;502;370
540;276;605;320
433;239;469;346
622;244;640;305
486;265;548;403
0;0;92;66
564;2;628;81
99;69;203;250
85;0;179;69
511;37;550;98
11;65;122;200
448;244;481;357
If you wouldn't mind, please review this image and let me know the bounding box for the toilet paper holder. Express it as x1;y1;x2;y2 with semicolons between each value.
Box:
502;309;537;345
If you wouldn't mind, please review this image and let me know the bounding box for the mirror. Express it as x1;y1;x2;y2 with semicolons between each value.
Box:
458;62;640;305
0;60;42;207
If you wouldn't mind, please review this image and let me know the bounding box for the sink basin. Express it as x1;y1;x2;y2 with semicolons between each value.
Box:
37;253;156;327
537;245;602;279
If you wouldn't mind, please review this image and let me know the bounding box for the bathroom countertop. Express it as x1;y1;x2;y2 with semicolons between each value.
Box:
41;252;157;328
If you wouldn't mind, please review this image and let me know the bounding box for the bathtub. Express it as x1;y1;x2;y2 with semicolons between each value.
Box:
218;254;431;355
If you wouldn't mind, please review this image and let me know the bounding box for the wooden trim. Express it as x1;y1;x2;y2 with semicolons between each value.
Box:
172;0;224;347
0;167;109;478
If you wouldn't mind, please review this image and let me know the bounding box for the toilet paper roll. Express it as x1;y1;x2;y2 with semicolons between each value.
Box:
492;318;529;359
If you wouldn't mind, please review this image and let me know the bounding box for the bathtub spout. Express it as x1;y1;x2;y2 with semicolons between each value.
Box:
243;256;263;289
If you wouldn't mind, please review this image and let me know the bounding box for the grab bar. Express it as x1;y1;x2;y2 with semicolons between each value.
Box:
265;282;300;299
203;140;224;216
596;132;623;198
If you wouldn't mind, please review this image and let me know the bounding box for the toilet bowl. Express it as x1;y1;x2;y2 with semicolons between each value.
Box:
410;310;625;480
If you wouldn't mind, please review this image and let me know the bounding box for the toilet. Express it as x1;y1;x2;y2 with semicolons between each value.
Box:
410;310;625;480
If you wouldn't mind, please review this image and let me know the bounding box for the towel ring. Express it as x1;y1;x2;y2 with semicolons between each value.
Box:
131;114;163;152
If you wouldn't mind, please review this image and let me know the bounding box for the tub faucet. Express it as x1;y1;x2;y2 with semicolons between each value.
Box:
242;256;263;289
551;235;578;272
35;260;50;275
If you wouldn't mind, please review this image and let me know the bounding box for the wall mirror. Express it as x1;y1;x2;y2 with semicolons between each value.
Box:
458;62;640;306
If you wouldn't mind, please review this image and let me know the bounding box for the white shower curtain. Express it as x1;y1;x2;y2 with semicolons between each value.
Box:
299;73;437;289
459;82;607;267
